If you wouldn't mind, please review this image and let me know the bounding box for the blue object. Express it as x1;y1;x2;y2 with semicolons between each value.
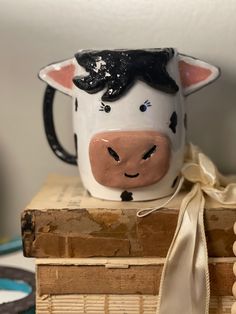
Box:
0;278;32;294
0;266;35;313
0;237;22;255
0;278;35;313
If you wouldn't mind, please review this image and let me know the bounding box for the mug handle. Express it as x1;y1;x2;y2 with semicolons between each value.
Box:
43;85;77;165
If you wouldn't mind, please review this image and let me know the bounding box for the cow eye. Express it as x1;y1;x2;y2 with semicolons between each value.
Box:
99;102;111;113
139;104;147;112
139;99;151;112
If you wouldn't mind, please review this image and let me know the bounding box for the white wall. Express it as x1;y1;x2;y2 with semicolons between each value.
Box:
0;0;236;236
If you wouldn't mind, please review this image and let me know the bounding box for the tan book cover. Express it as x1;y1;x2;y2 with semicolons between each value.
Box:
22;174;236;258
36;294;234;314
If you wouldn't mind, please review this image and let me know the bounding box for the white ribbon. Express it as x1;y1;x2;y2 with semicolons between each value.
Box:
137;143;236;314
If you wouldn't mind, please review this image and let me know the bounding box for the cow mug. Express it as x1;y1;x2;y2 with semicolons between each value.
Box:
39;48;220;201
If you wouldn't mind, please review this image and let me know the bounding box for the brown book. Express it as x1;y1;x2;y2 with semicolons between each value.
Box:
22;174;236;258
36;257;234;297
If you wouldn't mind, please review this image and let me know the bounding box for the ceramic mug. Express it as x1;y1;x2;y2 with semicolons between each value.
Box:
39;48;219;201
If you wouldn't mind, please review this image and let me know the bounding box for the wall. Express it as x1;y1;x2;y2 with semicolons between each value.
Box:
0;0;236;236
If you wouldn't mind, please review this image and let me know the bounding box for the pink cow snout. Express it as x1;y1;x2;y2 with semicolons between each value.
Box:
89;131;171;189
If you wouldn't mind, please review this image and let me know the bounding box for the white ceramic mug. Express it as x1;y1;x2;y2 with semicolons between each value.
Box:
39;48;220;201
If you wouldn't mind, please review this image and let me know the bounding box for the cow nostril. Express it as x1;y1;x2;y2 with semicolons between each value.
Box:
142;145;157;160
107;147;120;162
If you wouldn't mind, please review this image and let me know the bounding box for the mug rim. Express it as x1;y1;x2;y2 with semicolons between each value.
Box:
75;47;178;54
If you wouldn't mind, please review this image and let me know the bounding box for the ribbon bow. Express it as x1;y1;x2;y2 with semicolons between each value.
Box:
138;143;236;314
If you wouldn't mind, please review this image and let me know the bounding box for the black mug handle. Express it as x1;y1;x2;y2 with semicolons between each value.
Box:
43;85;77;165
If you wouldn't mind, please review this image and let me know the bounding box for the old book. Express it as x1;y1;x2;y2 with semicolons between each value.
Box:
36;294;234;314
36;257;235;296
22;175;236;259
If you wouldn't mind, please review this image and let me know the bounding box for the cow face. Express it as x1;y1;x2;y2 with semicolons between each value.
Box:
73;76;181;191
39;49;220;201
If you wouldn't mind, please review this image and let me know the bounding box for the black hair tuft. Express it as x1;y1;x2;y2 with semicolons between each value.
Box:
73;48;179;102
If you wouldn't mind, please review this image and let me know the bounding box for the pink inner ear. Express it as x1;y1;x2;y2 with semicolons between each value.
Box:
179;60;212;88
48;64;76;89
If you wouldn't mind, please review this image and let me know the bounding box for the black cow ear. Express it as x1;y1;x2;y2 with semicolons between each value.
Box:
39;59;75;96
178;54;220;96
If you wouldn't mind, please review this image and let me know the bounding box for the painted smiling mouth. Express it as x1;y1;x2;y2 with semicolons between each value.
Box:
124;173;140;178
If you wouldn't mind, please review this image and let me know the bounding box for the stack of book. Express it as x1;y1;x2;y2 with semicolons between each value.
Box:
21;175;236;314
